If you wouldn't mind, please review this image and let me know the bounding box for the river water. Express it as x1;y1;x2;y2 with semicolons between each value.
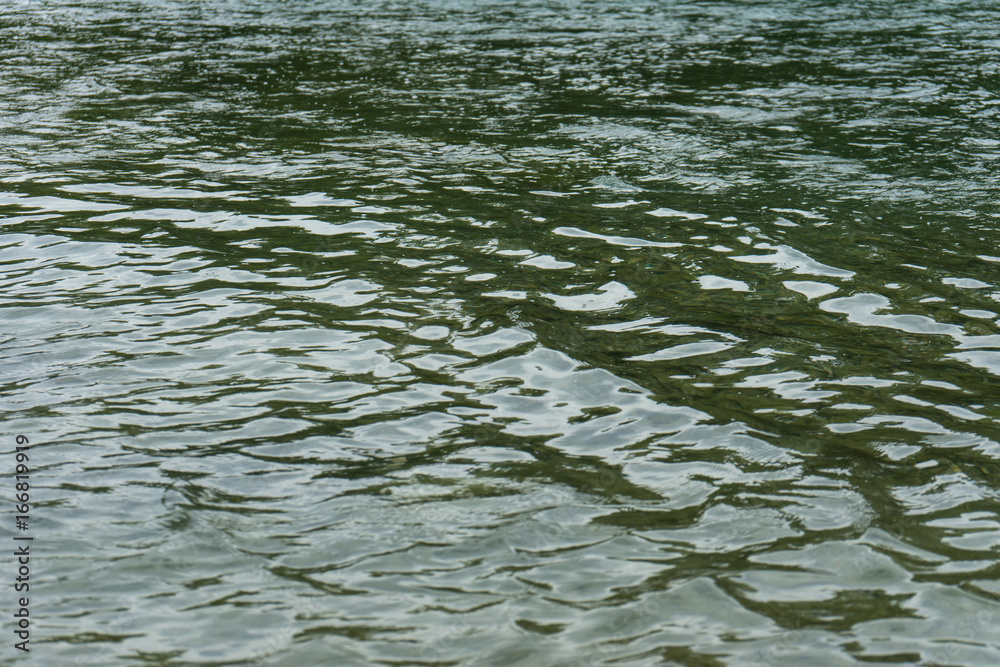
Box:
2;0;1000;665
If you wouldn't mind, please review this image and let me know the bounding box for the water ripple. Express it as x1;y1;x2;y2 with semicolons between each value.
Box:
3;0;1000;665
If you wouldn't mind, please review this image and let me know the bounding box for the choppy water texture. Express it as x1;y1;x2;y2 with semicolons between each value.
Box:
3;0;1000;664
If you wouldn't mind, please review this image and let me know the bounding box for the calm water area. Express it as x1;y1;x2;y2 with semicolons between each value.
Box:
2;0;1000;664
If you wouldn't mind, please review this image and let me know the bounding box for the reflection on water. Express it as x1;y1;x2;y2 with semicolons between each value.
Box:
2;0;1000;664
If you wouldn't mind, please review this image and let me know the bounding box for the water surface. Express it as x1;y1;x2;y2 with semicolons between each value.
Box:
2;0;1000;665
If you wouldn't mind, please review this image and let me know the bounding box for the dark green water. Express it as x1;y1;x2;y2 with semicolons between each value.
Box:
2;0;1000;664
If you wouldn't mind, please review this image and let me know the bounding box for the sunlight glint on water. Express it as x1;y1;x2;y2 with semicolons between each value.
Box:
2;1;1000;665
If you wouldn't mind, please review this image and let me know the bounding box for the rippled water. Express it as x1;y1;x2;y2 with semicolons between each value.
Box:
3;0;1000;665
